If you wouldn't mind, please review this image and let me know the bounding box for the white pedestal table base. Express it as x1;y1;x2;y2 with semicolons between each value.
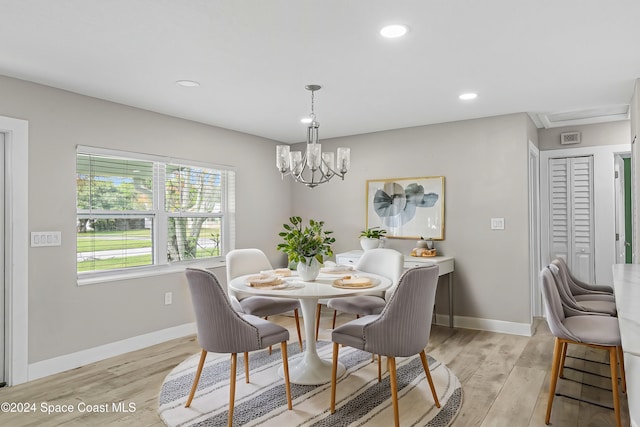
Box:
278;298;345;385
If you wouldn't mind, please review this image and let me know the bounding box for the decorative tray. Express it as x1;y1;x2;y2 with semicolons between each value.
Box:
410;248;437;257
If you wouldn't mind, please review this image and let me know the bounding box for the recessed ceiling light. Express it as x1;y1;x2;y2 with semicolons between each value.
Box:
380;24;408;38
176;80;200;87
459;93;478;100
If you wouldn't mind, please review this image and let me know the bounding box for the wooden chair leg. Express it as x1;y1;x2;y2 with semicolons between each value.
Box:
315;304;322;341
281;342;292;410
545;338;563;425
388;357;400;427
419;350;441;408
228;353;237;427
378;355;382;382
185;349;207;407
609;347;622;427
559;341;568;378
244;351;249;383
294;309;303;350
265;316;273;355
330;342;340;413
332;310;338;329
618;345;627;393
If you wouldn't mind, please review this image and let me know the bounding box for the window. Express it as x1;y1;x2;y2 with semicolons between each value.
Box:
76;146;235;277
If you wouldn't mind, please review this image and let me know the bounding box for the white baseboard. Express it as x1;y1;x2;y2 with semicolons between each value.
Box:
434;314;533;336
28;322;196;382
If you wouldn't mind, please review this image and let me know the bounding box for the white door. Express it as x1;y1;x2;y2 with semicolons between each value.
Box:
548;156;595;283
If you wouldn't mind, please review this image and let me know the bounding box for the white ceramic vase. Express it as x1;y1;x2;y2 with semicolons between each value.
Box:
297;257;321;281
360;237;381;251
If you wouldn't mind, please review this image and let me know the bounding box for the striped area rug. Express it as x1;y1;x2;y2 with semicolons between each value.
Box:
158;341;462;426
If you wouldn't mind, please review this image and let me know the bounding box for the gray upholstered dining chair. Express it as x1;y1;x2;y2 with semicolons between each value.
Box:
552;257;615;301
226;248;303;350
551;257;615;301
539;265;625;427
184;268;293;427
315;248;404;339
330;265;441;427
548;263;617;316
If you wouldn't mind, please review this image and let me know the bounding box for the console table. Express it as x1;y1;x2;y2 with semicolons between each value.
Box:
336;250;455;327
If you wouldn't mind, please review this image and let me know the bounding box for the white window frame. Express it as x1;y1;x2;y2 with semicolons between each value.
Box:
77;145;235;285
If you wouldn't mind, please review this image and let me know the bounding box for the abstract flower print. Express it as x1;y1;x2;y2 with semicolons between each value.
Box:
373;181;438;228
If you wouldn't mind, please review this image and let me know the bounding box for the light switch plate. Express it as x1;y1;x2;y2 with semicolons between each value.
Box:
491;218;505;230
31;231;62;247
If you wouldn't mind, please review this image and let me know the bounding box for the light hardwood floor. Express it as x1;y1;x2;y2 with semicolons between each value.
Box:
0;315;629;426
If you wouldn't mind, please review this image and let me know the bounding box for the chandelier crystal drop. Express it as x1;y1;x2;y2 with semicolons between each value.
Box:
276;85;350;188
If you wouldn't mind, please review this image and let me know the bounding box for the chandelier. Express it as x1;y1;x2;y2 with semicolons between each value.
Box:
276;85;350;188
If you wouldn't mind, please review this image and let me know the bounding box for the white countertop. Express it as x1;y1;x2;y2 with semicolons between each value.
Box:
612;264;640;355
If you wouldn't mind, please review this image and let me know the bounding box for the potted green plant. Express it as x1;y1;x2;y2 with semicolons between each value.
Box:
359;226;387;250
277;216;335;281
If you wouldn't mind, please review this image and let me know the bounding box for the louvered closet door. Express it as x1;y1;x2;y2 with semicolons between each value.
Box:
549;156;595;283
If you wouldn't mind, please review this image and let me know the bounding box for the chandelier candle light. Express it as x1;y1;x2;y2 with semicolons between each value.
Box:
276;85;351;188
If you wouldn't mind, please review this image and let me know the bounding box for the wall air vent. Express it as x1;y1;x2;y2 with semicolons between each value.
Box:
560;131;581;145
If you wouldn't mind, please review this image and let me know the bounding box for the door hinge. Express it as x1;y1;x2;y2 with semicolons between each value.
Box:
615;233;619;241
615;171;619;179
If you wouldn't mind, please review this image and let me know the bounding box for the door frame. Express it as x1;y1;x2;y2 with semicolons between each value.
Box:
528;142;542;318
0;116;28;386
540;144;630;286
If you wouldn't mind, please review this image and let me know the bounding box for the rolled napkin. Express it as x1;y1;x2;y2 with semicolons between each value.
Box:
321;264;355;273
260;268;292;277
246;274;283;287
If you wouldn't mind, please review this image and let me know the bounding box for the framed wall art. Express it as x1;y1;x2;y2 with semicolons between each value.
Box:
366;176;445;240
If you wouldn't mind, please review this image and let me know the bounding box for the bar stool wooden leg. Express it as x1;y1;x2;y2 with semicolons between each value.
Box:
617;345;626;393
609;346;622;427
545;338;563;425
559;341;568;378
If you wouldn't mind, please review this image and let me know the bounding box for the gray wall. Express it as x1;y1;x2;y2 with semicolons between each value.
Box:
538;121;630;151
0;75;292;363
8;70;624;366
289;114;533;324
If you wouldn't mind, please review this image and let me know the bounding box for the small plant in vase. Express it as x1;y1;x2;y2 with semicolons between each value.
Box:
359;227;387;250
277;216;335;281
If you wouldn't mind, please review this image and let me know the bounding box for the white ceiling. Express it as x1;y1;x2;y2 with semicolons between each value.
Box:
1;0;639;143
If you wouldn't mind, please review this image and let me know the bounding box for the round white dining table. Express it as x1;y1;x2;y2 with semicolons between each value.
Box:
228;270;392;385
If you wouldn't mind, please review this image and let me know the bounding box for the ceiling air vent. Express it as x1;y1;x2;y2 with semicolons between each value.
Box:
560;131;581;145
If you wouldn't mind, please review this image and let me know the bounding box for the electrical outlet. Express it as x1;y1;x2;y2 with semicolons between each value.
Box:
164;292;173;305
